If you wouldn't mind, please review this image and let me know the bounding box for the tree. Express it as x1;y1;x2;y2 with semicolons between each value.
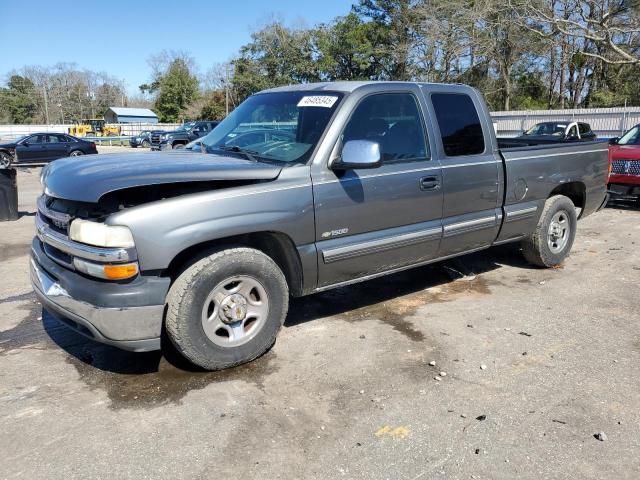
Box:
314;13;385;80
0;75;39;123
353;0;422;80
154;58;199;122
512;0;640;65
199;90;227;120
230;21;320;102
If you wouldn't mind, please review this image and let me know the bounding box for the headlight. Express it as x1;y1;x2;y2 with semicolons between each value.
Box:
69;219;135;248
161;134;170;140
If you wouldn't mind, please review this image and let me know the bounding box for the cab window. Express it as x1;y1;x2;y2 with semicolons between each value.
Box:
342;93;428;163
431;93;485;156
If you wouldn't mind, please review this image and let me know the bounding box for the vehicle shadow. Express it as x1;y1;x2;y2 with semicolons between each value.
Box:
605;198;639;211
42;311;166;374
42;243;532;375
18;210;36;218
286;243;532;327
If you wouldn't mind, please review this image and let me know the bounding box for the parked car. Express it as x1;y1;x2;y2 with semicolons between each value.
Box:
515;121;597;143
183;139;205;152
608;124;640;204
32;81;608;371
0;133;97;168
129;130;164;148
150;121;219;150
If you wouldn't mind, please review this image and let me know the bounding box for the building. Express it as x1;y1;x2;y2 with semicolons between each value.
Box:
104;107;158;124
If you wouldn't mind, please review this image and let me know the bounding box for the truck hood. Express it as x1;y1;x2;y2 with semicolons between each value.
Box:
42;151;283;203
609;144;640;160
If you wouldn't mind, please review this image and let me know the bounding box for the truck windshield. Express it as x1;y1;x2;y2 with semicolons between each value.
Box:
176;122;196;132
618;125;640;145
200;91;344;164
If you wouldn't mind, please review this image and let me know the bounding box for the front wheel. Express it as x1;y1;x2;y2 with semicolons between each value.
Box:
142;140;150;148
173;143;185;149
0;152;11;168
165;248;289;370
521;195;577;267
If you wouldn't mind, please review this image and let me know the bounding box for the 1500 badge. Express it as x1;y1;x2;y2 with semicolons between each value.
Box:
321;228;349;238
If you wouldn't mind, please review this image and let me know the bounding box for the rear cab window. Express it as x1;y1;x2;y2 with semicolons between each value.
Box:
430;93;485;157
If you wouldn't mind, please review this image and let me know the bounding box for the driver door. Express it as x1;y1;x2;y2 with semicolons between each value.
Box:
16;134;47;163
312;90;443;288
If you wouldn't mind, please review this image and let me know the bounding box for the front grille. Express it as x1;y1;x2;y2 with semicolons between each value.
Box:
611;159;640;176
37;196;70;234
150;133;162;144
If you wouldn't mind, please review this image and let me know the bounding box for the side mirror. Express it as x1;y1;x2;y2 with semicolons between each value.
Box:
609;137;619;145
331;140;382;170
22;141;29;147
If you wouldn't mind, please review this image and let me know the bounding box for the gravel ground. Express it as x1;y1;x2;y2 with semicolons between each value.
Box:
0;168;639;479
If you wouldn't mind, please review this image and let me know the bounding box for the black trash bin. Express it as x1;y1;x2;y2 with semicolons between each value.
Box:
0;168;19;221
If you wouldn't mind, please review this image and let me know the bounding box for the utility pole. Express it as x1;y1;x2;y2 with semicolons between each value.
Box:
225;63;230;117
43;86;50;124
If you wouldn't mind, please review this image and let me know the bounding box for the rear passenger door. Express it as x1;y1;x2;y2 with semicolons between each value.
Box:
312;89;443;287
44;134;69;161
427;90;502;256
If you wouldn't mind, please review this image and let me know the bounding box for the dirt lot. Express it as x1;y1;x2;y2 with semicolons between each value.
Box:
1;167;639;479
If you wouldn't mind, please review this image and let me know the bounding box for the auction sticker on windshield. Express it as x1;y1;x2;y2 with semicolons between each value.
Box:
297;96;339;108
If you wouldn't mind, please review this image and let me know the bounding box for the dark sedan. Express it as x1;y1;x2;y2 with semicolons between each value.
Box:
0;133;97;168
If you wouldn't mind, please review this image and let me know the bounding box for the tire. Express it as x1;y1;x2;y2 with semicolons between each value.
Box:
142;140;150;148
69;150;84;157
165;247;289;370
174;143;185;149
0;152;11;169
521;195;577;267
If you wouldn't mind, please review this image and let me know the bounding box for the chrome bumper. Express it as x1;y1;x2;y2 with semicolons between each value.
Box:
30;257;162;352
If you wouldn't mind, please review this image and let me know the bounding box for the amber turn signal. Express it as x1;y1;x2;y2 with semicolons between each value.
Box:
103;263;139;280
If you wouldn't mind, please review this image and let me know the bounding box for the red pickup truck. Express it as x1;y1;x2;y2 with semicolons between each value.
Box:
609;124;640;205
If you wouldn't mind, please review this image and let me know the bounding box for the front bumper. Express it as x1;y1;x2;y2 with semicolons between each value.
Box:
608;181;640;197
30;239;167;352
150;142;171;151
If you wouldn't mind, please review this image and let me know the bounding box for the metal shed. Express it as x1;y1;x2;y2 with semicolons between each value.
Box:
104;107;158;124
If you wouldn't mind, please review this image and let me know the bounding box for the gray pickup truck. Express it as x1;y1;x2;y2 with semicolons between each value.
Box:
32;81;609;370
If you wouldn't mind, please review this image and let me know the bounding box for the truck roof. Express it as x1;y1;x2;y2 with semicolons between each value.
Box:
261;80;463;94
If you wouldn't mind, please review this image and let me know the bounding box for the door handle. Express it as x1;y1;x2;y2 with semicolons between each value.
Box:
420;176;440;191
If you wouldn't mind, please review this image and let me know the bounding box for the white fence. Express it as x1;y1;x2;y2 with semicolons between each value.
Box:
491;106;640;138
0;123;181;141
3;107;639;142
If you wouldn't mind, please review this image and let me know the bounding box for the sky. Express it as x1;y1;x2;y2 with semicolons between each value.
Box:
0;0;353;94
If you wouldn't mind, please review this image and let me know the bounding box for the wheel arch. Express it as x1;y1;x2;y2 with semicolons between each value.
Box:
166;231;305;297
549;181;586;212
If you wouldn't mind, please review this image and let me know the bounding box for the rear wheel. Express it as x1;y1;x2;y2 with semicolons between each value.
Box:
69;150;84;157
165;248;289;370
521;195;577;267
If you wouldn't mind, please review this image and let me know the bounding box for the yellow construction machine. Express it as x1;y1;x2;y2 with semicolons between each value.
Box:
69;119;121;137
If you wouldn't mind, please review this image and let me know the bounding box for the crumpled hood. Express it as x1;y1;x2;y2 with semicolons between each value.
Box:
42;151;283;203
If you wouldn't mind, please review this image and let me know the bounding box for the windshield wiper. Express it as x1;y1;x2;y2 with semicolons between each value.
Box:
217;145;259;162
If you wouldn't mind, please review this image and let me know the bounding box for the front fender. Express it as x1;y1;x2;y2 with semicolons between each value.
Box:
106;175;315;271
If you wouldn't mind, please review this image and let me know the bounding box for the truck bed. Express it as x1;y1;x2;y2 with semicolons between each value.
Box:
493;139;610;244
